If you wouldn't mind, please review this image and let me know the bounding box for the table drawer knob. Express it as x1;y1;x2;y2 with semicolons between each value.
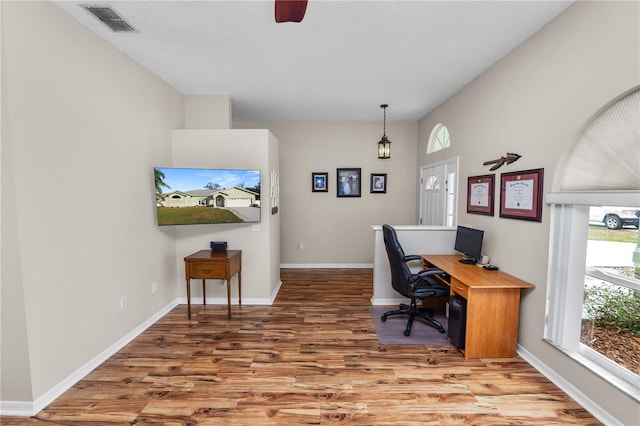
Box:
202;268;212;274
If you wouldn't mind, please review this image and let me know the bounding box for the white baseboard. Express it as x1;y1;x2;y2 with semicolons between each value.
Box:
516;344;620;426
0;401;33;417
280;263;373;268
370;297;407;306
0;300;179;417
176;278;283;306
176;297;274;305
270;278;283;304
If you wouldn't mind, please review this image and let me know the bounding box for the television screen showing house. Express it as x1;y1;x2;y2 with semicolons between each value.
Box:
154;167;261;225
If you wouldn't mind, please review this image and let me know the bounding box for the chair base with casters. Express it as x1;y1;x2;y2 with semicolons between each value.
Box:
381;301;446;336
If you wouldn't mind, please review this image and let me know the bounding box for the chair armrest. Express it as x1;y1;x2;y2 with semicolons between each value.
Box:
416;268;445;277
408;268;447;287
403;255;422;262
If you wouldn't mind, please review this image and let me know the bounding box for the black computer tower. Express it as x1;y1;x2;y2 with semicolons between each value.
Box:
448;295;467;350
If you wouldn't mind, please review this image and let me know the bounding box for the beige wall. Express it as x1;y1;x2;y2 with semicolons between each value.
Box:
185;95;232;129
1;1;184;401
170;129;280;301
235;121;419;265
1;1;33;402
417;2;639;424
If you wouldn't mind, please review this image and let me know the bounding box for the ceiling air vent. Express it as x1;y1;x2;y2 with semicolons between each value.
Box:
82;5;137;33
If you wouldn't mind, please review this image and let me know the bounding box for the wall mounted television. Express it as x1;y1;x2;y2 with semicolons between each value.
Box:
154;167;261;226
454;225;484;264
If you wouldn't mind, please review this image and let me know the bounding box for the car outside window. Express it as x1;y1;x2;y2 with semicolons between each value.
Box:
589;206;640;230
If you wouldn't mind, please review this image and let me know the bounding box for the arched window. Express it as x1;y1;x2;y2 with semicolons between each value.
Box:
427;123;450;154
546;87;639;396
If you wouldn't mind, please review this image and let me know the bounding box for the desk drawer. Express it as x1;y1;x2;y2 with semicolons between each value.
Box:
190;263;225;279
450;278;469;299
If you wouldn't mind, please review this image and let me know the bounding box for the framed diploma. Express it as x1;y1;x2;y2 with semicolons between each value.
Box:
499;168;544;222
467;174;494;216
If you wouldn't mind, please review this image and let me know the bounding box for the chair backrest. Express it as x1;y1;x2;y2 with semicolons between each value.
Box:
382;224;413;297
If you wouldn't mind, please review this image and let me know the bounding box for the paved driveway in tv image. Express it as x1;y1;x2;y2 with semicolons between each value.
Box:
229;207;260;223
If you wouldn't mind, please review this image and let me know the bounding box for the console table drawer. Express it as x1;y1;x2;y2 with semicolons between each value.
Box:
450;278;469;299
190;263;226;278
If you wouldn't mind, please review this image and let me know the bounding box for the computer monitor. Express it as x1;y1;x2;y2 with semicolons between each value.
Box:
454;226;484;264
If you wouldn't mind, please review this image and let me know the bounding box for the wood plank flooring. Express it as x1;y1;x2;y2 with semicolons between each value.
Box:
1;268;600;425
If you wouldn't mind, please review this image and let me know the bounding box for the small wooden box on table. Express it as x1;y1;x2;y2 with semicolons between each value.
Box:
184;249;242;319
422;254;535;359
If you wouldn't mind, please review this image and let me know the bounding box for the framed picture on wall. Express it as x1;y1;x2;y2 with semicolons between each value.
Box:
312;172;328;192
271;169;279;214
499;168;544;222
337;168;361;197
467;174;494;216
370;173;387;193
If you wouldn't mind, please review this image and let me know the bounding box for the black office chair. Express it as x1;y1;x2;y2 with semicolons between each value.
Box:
381;224;449;336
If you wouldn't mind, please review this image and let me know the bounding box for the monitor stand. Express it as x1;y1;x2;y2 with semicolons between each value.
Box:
459;257;477;265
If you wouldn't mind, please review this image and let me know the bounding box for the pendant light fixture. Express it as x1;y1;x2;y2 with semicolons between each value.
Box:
377;104;391;159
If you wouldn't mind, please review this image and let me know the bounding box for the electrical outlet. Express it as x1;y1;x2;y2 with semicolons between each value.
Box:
120;296;127;309
152;282;158;294
297;242;304;250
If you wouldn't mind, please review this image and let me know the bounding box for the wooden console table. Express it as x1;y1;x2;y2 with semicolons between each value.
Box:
422;254;535;359
184;249;242;319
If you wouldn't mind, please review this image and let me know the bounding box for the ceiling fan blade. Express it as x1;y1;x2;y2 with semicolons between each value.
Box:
275;0;308;23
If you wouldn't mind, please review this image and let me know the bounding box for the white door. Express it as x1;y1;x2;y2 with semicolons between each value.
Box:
420;158;457;226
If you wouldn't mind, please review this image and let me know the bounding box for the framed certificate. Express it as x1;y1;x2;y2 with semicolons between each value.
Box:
467;174;495;216
499;168;544;222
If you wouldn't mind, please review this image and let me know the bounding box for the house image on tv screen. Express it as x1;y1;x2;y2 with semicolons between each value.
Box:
154;167;261;226
162;187;259;208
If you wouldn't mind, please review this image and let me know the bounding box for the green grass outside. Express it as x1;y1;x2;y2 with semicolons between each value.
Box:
588;225;638;243
157;206;243;225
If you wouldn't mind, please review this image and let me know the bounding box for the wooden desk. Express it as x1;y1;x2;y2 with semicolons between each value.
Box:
422;254;535;359
184;250;242;319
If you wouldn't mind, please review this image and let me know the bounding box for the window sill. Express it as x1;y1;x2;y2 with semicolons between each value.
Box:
543;338;640;403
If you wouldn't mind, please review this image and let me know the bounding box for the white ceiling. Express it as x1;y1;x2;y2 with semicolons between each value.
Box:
54;0;573;122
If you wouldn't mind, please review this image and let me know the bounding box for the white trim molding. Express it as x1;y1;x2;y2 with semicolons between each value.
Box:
177;297;275;305
280;263;373;269
370;297;408;306
0;401;34;418
177;278;283;306
546;190;640;206
517;344;623;426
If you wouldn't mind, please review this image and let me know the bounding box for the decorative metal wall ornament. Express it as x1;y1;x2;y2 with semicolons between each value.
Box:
483;152;521;171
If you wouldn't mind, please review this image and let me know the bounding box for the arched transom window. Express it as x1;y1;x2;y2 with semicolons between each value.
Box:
428;123;451;154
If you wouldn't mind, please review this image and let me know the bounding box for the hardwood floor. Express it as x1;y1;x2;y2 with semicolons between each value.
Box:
2;268;600;425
